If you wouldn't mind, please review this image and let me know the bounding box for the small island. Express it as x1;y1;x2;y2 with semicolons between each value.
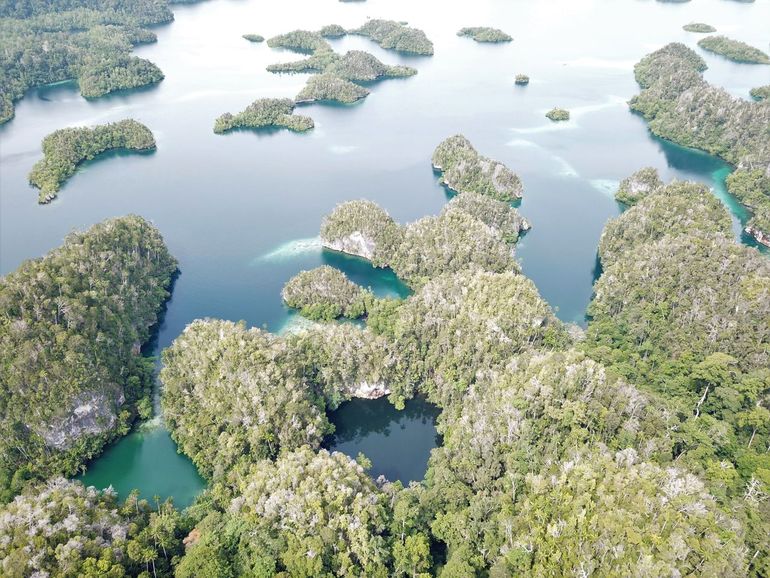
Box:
267;29;330;54
750;85;770;101
545;107;570;121
213;98;314;134
320;24;347;38
432;135;524;201
296;74;370;104
242;33;264;43
326;50;417;81
457;27;512;43
28;119;156;203
515;74;530;85
78;56;164;99
350;19;434;55
282;266;372;320
683;23;716;33
614;166;663;205
697;35;770;64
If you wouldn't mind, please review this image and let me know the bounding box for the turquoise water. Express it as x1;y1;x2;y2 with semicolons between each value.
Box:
2;0;768;505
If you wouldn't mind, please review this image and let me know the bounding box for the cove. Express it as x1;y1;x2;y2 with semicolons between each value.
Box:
326;397;442;485
1;0;768;508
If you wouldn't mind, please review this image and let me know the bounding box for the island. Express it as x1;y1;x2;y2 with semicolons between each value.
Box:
242;33;264;42
350;19;434;55
0;216;177;499
266;29;329;53
545;107;570;121
320;23;347;38
750;85;770;101
683;22;716;33
325;50;417;81
282;265;372;320
697;35;770;64
457;27;512;43
515;74;530;85
0;1;175;124
614;166;663;205
432;134;524;200
28;119;156;203
295;73;370;104
213;98;314;134
630;42;770;245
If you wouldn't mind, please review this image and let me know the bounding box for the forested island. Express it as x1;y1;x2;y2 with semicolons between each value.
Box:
213;98;314;133
457;27;512;43
515;74;530;85
0;216;177;501
630;42;770;245
242;33;263;42
683;22;716;32
697;35;770;64
350;19;434;55
0;0;194;124
545;107;570;120
282;266;371;320
28;119;156;203
432;135;524;201
296;74;370;104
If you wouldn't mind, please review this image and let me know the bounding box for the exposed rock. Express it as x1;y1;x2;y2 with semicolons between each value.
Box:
351;381;391;399
37;391;120;450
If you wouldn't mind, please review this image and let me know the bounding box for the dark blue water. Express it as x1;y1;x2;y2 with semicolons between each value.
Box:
2;0;768;506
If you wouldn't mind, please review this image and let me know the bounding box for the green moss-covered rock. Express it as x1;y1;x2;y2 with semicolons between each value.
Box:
683;22;716;33
295;73;370;103
457;27;512;43
432;135;524;201
213;98;313;134
697;35;770;64
282;266;371;320
351;19;434;55
615;166;663;205
545;107;570;121
28;119;156;203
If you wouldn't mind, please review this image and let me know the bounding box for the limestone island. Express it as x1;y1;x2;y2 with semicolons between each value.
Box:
432;135;524;201
350;19;434;55
28;119;156;203
545;107;570;121
683;23;716;33
267;29;329;54
697;35;770;64
630;42;770;246
320;24;347;38
242;34;264;43
282;266;372;321
457;27;512;43
515;74;530;85
615;166;664;205
320;194;528;287
750;85;770;101
296;74;370;104
213;98;314;134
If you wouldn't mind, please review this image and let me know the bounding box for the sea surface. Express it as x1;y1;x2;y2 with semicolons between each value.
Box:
1;0;768;507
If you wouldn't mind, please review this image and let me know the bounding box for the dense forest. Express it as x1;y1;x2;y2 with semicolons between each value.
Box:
0;216;177;503
0;0;205;123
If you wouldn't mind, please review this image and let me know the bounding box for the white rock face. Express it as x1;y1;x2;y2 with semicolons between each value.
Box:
38;391;119;449
351;381;391;399
324;231;377;260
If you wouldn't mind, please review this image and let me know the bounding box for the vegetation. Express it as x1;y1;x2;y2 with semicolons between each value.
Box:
514;74;529;85
28;119;156;203
630;42;770;241
267;29;329;54
750;85;770;101
457;27;512;43
0;478;187;578
320;197;527;288
684;22;716;33
319;24;346;38
282;266;372;320
614;165;663;205
351;19;434;55
296;73;370;104
0;216;177;501
600;178;732;267
325;50;416;81
213;98;313;134
432;134;524;201
545;107;569;121
697;35;770;64
242;33;263;43
0;0;178;124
